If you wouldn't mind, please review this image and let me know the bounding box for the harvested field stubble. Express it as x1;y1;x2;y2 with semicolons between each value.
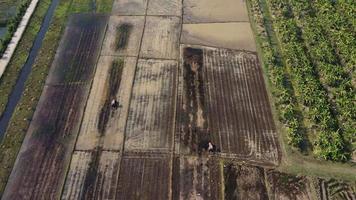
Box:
62;150;121;200
75;56;137;151
2;14;107;199
61;151;92;200
147;0;182;16
112;0;147;15
124;59;177;152
176;46;280;165
140;16;181;59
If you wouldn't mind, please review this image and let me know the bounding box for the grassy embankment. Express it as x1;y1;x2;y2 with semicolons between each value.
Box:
0;0;50;115
0;0;113;195
246;0;356;182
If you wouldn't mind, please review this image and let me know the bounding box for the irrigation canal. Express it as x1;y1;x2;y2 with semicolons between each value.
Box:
0;0;60;140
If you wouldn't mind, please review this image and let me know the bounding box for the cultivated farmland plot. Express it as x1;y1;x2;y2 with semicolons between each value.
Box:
183;0;249;23
317;178;356;200
2;14;107;200
124;59;177;152
46;14;108;85
101;16;145;57
181;22;257;52
176;45;280;166
116;152;171;200
75;56;137;151
172;156;223;200
147;0;182;16
224;164;268;200
267;171;315;200
62;151;121;200
140;16;181;60
61;151;92;200
112;0;147;16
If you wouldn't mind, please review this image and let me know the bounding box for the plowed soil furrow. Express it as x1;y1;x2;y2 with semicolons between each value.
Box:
177;45;280;165
2;15;108;200
3;85;88;200
124;59;177;152
116;153;171;200
74;151;121;200
267;170;314;200
172;156;222;200
61;151;92;200
318;179;356;200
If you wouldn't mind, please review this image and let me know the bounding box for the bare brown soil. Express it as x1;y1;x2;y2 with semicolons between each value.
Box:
183;0;249;23
3;84;90;200
224;164;268;200
176;46;280;165
61;151;92;200
116;152;171;200
75;56;137;151
147;0;182;16
112;0;147;16
317;178;356;200
140;16;181;59
61;151;121;200
176;47;210;155
267;170;314;200
4;0;356;199
172;156;222;200
97;59;124;134
181;23;257;52
46;14;108;85
2;15;108;200
124;59;177;152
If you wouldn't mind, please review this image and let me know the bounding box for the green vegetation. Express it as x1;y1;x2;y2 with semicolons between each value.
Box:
247;0;304;148
262;0;355;161
95;0;114;13
70;0;114;13
0;0;32;56
247;0;356;181
247;0;355;161
0;0;51;116
287;0;355;158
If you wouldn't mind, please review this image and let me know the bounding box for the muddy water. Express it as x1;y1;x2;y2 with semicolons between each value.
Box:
0;0;60;140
